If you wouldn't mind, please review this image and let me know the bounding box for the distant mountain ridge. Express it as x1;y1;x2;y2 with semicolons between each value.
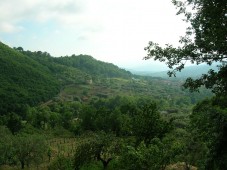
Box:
130;64;219;78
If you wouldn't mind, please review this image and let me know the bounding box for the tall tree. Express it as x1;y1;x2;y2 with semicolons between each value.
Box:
74;132;121;170
145;0;227;170
132;103;172;146
144;0;227;95
144;0;227;169
0;126;14;165
189;97;227;169
13;133;47;169
6;113;22;134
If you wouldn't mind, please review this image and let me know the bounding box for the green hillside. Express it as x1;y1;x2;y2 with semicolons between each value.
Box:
7;45;212;108
20;50;132;84
18;50;90;85
0;43;216;170
53;54;132;79
0;44;133;115
0;43;59;115
0;43;213;115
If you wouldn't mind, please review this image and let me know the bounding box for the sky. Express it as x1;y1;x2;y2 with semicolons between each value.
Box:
0;0;187;71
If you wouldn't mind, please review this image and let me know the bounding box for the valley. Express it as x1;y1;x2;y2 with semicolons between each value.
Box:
1;0;226;169
0;42;221;170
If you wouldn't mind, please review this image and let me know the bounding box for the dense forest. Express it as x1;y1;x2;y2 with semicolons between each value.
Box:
0;0;226;169
0;43;60;116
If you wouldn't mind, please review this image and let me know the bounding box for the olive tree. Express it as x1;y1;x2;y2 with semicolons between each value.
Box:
13;133;47;169
74;132;121;170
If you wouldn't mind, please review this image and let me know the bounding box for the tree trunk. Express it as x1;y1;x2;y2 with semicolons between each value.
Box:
102;161;108;170
21;160;25;169
101;158;112;170
97;153;112;170
185;162;191;170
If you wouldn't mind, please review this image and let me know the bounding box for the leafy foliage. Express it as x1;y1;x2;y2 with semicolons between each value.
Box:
132;103;172;145
13;133;47;169
74;132;121;170
48;155;73;170
189;96;227;169
144;1;227;169
144;0;227;95
0;127;47;169
118;137;182;170
0;126;14;166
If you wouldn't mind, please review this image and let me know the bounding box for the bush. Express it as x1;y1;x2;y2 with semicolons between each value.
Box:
48;155;73;170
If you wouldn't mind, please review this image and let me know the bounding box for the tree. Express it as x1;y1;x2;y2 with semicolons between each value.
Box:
48;155;73;170
118;137;182;170
14;47;24;52
13;133;47;169
80;105;97;131
144;0;227;95
74;132;121;170
189;97;227;169
180;131;208;170
144;1;227;169
0;126;14;166
6;112;22;134
132;103;172;146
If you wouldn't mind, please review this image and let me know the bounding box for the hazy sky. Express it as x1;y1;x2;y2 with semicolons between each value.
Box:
0;0;187;69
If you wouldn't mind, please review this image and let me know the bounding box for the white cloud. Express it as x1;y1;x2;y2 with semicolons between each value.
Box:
0;22;24;33
0;0;85;26
0;0;187;68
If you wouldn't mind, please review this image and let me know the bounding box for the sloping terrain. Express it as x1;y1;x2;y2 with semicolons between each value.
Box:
0;44;133;115
0;43;59;115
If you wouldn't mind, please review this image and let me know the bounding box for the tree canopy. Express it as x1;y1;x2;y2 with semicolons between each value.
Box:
145;1;227;169
144;0;227;95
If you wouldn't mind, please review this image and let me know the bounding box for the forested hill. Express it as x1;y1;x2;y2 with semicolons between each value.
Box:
0;42;59;115
54;55;132;78
19;49;132;80
0;43;132;115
